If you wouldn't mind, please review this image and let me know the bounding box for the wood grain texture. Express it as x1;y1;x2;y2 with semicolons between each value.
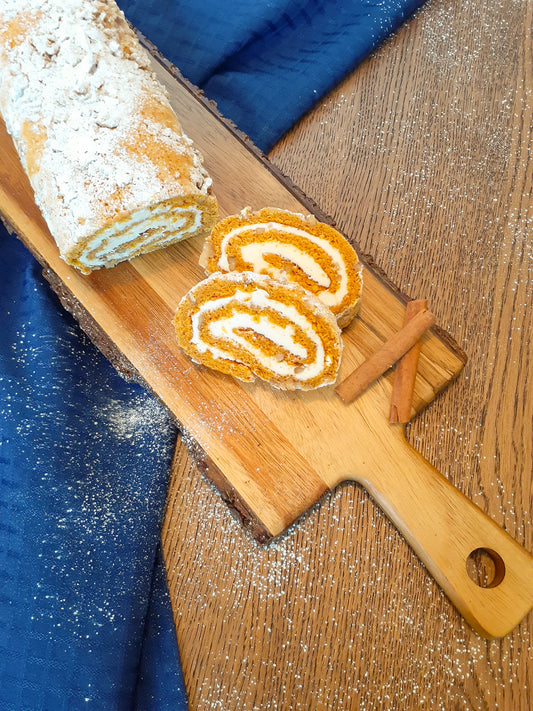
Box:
5;54;529;634
1;0;531;703
0;103;467;543
160;0;533;707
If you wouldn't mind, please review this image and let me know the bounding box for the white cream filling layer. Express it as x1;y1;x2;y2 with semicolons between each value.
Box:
191;288;328;381
79;203;202;268
217;223;347;307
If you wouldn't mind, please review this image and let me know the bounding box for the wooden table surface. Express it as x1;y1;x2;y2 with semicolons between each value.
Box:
161;0;533;708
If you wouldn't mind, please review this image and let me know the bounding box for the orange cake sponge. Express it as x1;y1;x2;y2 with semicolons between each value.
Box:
173;271;343;390
0;0;218;273
200;207;362;328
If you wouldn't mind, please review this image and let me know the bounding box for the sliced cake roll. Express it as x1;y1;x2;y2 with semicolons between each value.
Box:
173;271;343;390
0;0;218;273
200;207;362;328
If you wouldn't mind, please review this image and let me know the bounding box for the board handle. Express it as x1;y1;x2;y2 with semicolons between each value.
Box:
350;433;533;638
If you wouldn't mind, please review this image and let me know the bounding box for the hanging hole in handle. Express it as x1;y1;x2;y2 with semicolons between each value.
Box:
466;547;506;588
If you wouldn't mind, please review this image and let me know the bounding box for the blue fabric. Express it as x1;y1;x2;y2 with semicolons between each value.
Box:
1;1;425;708
118;0;425;151
0;233;184;710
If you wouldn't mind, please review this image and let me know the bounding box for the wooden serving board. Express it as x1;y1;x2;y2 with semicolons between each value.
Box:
1;38;532;639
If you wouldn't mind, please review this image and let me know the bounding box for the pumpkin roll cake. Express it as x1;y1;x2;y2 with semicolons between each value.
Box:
0;0;218;273
200;207;362;328
173;271;343;390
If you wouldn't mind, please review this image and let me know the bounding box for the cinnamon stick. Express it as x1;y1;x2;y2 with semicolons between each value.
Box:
335;308;436;404
389;299;427;423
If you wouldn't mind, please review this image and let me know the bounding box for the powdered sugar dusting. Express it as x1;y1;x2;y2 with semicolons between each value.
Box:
174;0;532;707
0;0;214;263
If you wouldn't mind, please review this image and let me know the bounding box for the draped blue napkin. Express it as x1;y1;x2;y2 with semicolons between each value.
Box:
0;234;187;710
119;0;424;151
0;1;425;708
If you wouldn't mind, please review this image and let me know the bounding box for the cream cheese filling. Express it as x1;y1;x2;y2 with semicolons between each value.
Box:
190;288;328;380
78;203;202;268
217;223;347;307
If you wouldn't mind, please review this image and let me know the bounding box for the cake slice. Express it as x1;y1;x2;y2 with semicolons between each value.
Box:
173;271;343;390
200;207;362;327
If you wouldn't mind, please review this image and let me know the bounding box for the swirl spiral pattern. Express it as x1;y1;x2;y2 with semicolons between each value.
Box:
173;271;343;390
0;0;218;273
200;207;362;327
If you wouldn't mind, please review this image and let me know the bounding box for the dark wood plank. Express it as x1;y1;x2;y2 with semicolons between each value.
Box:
161;0;533;707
